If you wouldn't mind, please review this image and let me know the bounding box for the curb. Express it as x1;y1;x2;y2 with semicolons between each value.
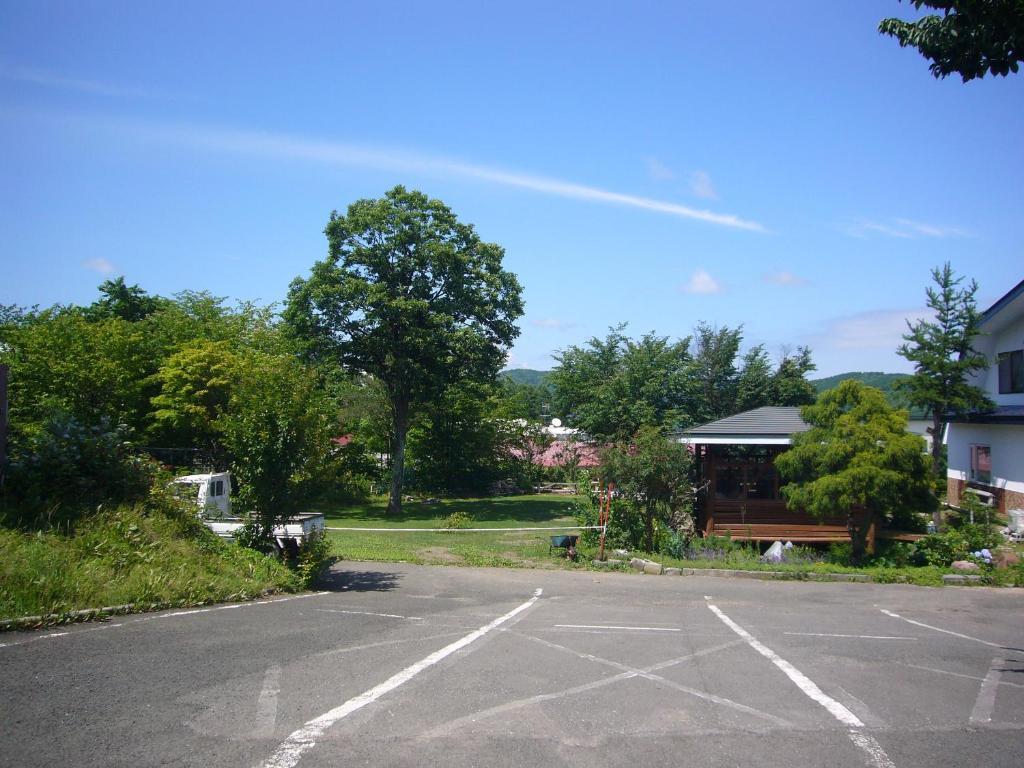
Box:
0;588;283;632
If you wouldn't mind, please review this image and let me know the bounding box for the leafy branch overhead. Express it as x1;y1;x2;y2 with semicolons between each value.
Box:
879;0;1024;81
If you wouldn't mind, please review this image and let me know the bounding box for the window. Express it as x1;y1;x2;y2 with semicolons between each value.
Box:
970;445;992;484
998;349;1024;394
211;480;225;497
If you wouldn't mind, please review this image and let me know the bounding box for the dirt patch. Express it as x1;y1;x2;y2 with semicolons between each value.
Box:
417;547;464;564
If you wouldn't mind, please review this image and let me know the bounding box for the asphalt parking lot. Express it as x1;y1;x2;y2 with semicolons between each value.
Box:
2;562;1022;767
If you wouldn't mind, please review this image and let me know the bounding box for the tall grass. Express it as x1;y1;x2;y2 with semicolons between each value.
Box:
0;504;300;622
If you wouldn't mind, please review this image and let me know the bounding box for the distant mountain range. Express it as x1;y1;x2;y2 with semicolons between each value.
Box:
502;368;909;395
501;368;552;387
811;371;908;395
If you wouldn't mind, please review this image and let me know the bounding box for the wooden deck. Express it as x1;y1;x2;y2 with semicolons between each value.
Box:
700;505;925;548
705;502;859;543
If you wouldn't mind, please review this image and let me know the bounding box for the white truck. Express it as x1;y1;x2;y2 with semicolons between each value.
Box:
171;471;325;556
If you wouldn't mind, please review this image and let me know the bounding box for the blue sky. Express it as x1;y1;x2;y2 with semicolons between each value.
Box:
2;1;1021;377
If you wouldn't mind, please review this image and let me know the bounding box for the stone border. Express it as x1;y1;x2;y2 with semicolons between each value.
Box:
592;557;988;585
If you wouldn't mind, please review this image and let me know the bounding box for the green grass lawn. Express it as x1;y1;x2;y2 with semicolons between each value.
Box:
318;494;1024;585
319;494;591;568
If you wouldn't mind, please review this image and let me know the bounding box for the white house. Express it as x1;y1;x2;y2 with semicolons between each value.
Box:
946;278;1024;514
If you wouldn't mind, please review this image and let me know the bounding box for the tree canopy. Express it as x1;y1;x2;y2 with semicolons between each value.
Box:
879;1;1024;81
285;186;523;514
549;324;816;440
896;263;992;478
776;381;935;562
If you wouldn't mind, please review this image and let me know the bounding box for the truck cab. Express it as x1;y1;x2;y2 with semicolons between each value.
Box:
170;472;233;519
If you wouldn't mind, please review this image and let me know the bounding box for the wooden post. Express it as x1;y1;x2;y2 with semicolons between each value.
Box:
704;445;716;537
866;514;877;556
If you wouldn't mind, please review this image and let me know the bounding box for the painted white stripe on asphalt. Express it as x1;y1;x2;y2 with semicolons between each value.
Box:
520;633;791;727
970;658;1004;724
259;588;543;768
880;608;1003;648
252;665;283;738
904;663;1024;690
705;599;895;768
706;601;863;727
315;608;423;621
1;593;330;650
847;731;897;768
153;592;330;620
554;624;681;632
784;632;916;640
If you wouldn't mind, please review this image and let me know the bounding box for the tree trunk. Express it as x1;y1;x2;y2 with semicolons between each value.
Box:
644;503;656;553
929;412;944;476
387;398;410;516
847;512;867;565
930;411;944;530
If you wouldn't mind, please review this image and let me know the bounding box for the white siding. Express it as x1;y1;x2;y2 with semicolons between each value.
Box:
973;305;1024;406
946;423;1024;493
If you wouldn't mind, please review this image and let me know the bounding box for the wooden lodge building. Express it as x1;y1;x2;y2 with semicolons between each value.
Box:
677;406;916;551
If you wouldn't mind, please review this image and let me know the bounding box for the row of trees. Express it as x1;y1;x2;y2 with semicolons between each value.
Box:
549;324;816;441
0;284;338;535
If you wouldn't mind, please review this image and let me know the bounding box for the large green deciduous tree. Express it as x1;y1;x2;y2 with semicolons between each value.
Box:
776;381;935;563
896;263;992;479
879;1;1024;81
285;186;523;514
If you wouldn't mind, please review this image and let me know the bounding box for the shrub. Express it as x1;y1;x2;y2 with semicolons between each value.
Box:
443;510;474;529
868;540;915;568
827;541;853;565
2;413;156;528
913;529;969;567
296;529;333;587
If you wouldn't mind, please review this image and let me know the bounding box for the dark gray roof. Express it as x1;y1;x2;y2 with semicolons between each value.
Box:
682;406;810;438
947;405;1024;425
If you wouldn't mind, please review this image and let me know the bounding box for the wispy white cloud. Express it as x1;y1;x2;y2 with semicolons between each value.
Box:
845;217;970;239
0;64;157;99
644;157;675;181
763;270;807;287
82;257;117;275
688;170;718;200
531;318;577;331
681;269;722;295
67;115;766;232
811;307;930;351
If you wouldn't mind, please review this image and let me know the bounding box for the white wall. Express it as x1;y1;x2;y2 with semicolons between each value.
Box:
946;422;1024;493
973;307;1024;407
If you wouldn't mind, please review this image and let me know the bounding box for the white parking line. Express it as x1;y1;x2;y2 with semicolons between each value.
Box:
970;658;1005;724
0;593;330;650
554;624;681;632
258;588;543;768
152;592;330;620
880;609;1003;648
423;638;767;738
315;608;423;621
904;663;1024;690
785;632;916;640
252;665;283;738
520;633;791;727
706;598;894;768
